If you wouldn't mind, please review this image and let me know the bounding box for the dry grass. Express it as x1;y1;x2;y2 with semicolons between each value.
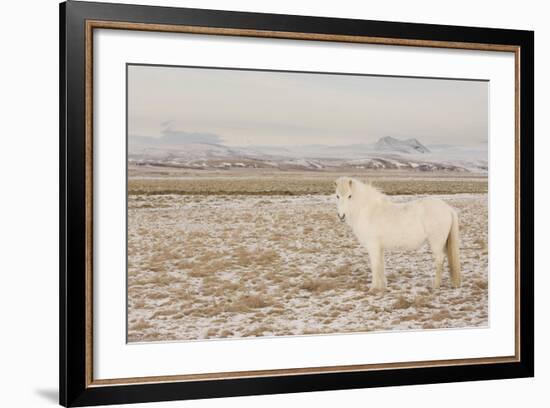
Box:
300;279;337;294
392;296;413;310
229;294;273;311
128;173;487;197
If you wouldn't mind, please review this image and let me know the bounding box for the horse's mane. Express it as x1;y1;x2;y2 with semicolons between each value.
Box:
352;178;387;204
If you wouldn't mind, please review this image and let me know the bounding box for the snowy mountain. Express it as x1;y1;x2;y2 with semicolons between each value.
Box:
129;135;487;173
373;136;431;154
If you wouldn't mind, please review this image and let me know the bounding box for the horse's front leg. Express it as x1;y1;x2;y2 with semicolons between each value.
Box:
368;246;387;292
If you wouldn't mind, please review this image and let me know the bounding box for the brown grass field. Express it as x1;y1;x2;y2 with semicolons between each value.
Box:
127;168;488;343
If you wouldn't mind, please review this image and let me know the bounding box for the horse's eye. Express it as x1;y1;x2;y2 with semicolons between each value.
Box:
336;195;340;199
348;195;352;199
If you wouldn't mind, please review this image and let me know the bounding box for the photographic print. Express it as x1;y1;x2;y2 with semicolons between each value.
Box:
60;5;533;404
126;64;489;343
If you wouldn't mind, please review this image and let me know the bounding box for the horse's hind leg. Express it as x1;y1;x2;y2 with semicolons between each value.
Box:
432;250;444;289
429;239;446;289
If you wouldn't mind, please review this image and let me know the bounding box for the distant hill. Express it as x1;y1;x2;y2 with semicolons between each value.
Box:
128;134;486;173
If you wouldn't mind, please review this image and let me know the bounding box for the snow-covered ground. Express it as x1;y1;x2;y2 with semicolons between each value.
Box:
127;191;488;343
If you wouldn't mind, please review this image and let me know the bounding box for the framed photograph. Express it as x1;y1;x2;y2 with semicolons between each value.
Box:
60;1;534;406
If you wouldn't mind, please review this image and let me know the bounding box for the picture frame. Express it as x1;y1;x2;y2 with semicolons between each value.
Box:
59;1;534;406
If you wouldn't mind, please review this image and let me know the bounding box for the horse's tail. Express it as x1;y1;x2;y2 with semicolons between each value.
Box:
446;210;461;288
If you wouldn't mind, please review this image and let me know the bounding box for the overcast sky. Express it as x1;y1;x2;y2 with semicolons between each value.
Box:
128;64;488;147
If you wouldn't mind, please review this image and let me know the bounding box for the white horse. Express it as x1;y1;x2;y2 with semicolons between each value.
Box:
335;177;461;291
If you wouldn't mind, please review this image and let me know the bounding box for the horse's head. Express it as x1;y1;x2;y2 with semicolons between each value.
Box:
335;177;355;223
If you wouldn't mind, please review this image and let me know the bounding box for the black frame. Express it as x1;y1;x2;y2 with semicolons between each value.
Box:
60;1;534;406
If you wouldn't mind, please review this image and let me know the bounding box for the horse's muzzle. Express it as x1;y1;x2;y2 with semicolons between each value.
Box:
338;214;346;222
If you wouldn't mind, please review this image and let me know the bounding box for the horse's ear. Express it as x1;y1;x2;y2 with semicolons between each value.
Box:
348;179;353;189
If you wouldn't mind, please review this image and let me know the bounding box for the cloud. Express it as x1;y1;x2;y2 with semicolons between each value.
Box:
130;129;224;146
159;129;223;145
160;119;175;129
128;65;488;147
